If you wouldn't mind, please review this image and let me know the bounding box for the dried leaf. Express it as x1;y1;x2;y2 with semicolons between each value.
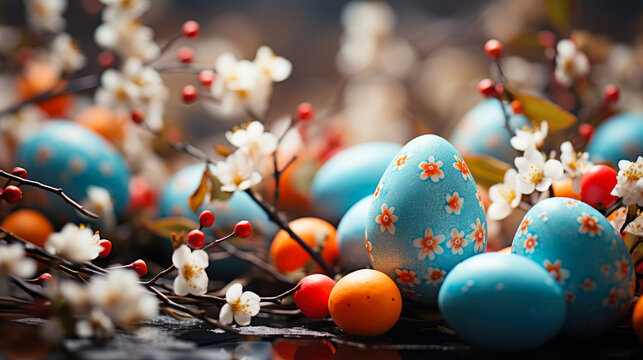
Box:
170;232;186;250
462;155;511;188
142;218;198;239
512;91;577;131
208;173;233;202
215;144;232;157
189;167;211;212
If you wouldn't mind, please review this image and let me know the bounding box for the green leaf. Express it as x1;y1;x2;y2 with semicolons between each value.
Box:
208;173;233;203
512;91;577;131
142;217;198;239
463;155;511;188
188;167;210;212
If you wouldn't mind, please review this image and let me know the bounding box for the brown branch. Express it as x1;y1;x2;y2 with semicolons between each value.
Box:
217;241;295;285
154;63;215;74
260;283;300;304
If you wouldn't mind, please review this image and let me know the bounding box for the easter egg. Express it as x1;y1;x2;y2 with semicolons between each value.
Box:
366;135;487;304
512;197;635;337
15;121;130;224
328;269;402;336
0;209;54;248
311;142;402;222
438;253;566;351
75;105;127;144
16;61;72;117
552;178;581;200
450;99;531;164
633;296;643;342
294;274;336;319
337;195;372;271
269;217;338;273
587;112;643;166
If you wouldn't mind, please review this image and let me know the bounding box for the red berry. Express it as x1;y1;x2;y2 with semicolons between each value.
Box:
182;20;200;39
234;220;252;238
97;51;115;68
187;229;205;249
37;273;53;283
538;31;556;48
580;164;618;208
604;84;619;104
129;259;148;277
177;46;194;63
477;79;496;98
98;240;112;258
495;83;505;97
295;102;314;121
198;70;215;87
3;185;22;204
199;210;215;228
131;109;145;124
182;85;198;104
484;39;503;60
11;167;27;179
294;274;336;319
578;123;594;142
510;100;523;114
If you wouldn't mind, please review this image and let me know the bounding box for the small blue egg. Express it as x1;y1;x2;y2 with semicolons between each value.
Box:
311;142;402;222
450;99;531;164
337;195;372;271
586;112;643;166
366;135;487;304
512;197;635;337
15;121;130;224
438;253;566;351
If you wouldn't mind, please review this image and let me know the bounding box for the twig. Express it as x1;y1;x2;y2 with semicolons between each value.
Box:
10;277;48;299
218;241;295;285
154;63;215;74
260;284;300;304
0;170;98;219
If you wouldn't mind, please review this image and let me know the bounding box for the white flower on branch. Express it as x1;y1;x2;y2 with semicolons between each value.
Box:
560;141;592;192
216;150;262;192
75;308;115;339
95;68;141;110
172;245;209;296
44;223;106;263
89;269;159;327
611;156;643;206
253;46;292;82
100;0;150;20
225;121;278;164
82;186;116;230
488;169;523;221
25;0;67;33
510;122;548;151
515;148;564;194
49;33;86;74
95;17;159;62
0;243;36;280
219;283;260;326
555;39;590;87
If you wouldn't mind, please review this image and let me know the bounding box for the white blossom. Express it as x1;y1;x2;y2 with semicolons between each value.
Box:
488;169;522;220
555;39;590;87
100;0;150;21
0;243;36;279
253;46;292;82
216;150;262;192
25;0;67;33
515;148;564;194
611;157;643;206
225;121;278;164
95;68;141;110
510;122;548;151
49;33;85;74
172;245;209;296
95;17;159;62
559;141;592;192
219;283;260;326
75;308;114;339
82;186;115;230
44;223;105;263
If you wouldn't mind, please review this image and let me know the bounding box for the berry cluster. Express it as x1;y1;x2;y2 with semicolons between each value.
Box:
1;167;27;204
186;210;253;250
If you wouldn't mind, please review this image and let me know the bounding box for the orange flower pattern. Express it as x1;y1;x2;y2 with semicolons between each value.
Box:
375;203;398;235
452;155;472;181
395;269;420;287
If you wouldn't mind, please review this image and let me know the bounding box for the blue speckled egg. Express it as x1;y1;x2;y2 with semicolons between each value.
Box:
337;195;372;271
512;197;635;337
586;112;643;166
365;135;487;304
438;253;566;351
15;121;130;224
450;99;531;164
311;142;402;222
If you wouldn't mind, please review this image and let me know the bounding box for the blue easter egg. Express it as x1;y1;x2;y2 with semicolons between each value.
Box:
586;112;643;166
15;121;130;224
450;99;531;164
366;135;487;304
311;142;402;222
512;197;635;337
438;253;566;351
337;195;372;271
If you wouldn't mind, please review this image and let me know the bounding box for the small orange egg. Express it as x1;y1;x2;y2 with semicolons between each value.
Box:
75;105;127;144
16;61;72;117
552;178;581;200
634;296;643;342
270;217;338;273
1;209;54;248
328;269;402;336
498;246;512;254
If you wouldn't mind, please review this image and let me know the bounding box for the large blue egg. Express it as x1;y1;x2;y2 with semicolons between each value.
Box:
15;121;130;224
311;142;402;223
512;197;635;337
337;195;372;271
450;99;531;164
438;253;566;351
586;112;643;165
366;135;487;304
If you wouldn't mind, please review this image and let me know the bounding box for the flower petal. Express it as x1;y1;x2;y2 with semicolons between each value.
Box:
234;312;252;326
219;304;233;325
173;275;189;296
172;245;191;268
226;283;243;303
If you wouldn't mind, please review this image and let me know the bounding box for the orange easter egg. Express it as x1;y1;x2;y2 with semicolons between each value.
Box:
498;246;512;254
75;105;126;144
634;294;643;342
16;61;72;117
270;217;338;273
1;209;54;248
328;269;402;336
552;178;581;200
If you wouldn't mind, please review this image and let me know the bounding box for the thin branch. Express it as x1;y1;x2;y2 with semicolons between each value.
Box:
218;241;295;285
0;170;98;219
10;277;48;299
154;63;215;74
260;284;300;304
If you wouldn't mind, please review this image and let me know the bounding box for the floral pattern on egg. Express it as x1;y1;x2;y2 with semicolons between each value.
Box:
512;197;635;337
366;134;487;304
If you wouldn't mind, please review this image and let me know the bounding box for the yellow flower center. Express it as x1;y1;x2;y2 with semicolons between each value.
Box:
528;166;544;184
